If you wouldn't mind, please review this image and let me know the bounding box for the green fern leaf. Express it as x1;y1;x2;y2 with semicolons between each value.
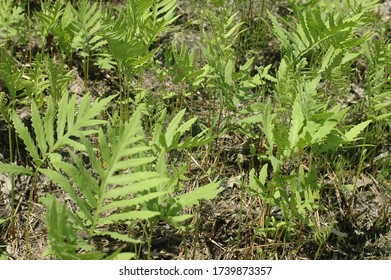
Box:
71;0;106;57
106;171;161;186
98;231;141;244
110;157;155;173
259;163;269;186
165;108;186;148
53;93;114;151
311;119;339;144
11;111;41;164
267;11;290;51
288;99;305;151
239;113;264;125
154;0;177;19
60;150;99;208
262;99;277;150
56;93;68;140
103;177;170;199
31;101;47;157
224;59;233;86
0;49;26;100
177;180;222;208
344;120;371;141
100;192;167;212
0;162;33;175
316;133;344;153
43;96;55;147
42;106;169;250
167;214;193;230
99;211;161;225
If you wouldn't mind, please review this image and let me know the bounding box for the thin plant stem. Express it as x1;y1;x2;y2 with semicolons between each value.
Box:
191;205;201;260
8;122;15;239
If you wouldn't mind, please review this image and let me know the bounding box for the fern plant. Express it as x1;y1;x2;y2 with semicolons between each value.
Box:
34;0;63;54
51;2;77;64
364;36;391;123
268;5;373;108
0;90;114;258
241;73;371;240
0;92;221;259
38;107;167;259
268;2;373;62
70;0;106;81
26;54;74;106
39;106;220;259
11;93;114;167
0;49;29;103
100;0;179;120
103;0;179;72
165;41;206;87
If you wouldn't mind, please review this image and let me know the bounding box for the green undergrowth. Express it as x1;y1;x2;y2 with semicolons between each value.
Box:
0;0;390;259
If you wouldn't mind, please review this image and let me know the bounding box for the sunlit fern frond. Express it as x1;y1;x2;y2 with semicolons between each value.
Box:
39;107;167;259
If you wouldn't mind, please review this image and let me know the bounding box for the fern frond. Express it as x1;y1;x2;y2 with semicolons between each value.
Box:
11;111;41;165
34;0;63;46
52;2;75;57
41;104;222;258
31;101;47;157
165;108;187;148
0;49;27;100
43;56;74;101
103;0;178;73
53;93;115;151
71;0;106;57
268;4;371;65
343;120;371;141
40;167;94;222
177;180;222;208
7;93;113;175
287;99;305;154
42;107;168;249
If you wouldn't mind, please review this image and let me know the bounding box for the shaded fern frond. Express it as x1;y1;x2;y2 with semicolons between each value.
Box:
0;49;28;100
34;0;63;47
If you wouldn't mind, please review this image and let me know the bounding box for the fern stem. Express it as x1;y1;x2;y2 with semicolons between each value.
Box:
191;206;200;260
119;71;124;122
8;122;16;239
25;171;38;259
147;221;154;260
182;231;188;260
27;0;32;64
236;179;244;255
